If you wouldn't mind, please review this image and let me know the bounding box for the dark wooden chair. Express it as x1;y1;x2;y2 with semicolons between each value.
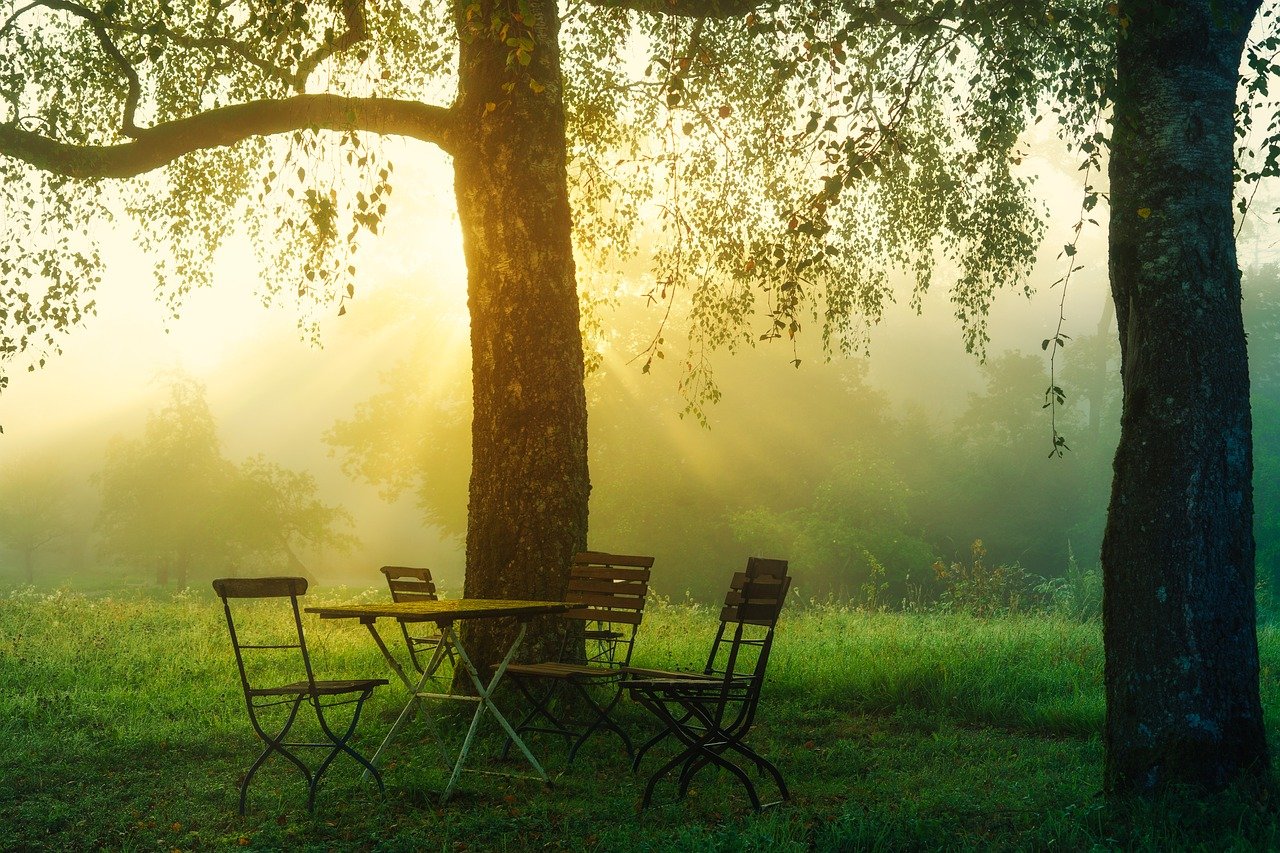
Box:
500;551;653;762
380;565;455;680
212;576;387;814
625;558;791;811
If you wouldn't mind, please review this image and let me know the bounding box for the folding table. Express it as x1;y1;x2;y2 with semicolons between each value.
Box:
304;598;577;802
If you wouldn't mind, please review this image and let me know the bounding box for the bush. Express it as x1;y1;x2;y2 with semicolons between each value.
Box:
932;539;1036;617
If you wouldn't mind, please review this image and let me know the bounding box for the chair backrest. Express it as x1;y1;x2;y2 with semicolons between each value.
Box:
702;558;791;681
563;551;653;667
212;576;316;698
380;566;438;602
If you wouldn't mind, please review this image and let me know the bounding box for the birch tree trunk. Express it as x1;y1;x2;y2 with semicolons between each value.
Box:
451;0;590;673
1103;0;1269;793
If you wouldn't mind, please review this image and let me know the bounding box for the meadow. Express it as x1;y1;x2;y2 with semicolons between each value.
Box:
1;587;1278;851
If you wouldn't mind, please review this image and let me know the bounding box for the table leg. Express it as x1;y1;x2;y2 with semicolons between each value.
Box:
441;621;550;803
364;620;414;691
363;620;458;779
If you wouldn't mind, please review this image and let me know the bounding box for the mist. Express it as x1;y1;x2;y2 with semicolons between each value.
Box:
2;139;1278;611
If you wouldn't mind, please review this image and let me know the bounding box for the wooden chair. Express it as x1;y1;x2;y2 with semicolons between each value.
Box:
211;576;387;814
625;558;791;811
500;551;653;762
380;566;455;680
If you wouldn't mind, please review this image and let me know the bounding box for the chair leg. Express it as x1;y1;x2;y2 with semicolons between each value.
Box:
500;676;571;759
241;698;310;815
310;691;384;811
720;735;789;800
634;695;767;811
566;681;632;763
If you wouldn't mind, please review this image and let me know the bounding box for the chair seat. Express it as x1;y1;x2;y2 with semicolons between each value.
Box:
622;666;717;681
503;662;622;680
628;676;751;698
249;678;389;697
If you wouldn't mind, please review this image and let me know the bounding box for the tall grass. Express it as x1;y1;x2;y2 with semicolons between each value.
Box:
1;587;1277;851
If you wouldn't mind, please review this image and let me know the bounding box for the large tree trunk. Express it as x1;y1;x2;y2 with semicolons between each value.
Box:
1103;0;1268;794
451;0;590;675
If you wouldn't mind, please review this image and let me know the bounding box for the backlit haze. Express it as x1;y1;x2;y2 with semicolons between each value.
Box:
1;131;1276;600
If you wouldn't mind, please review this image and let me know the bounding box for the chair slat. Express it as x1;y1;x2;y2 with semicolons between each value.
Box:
567;592;648;611
574;552;655;568
563;607;643;624
720;602;784;625
570;565;652;582
388;578;437;595
213;577;307;598
746;557;789;579
567;577;648;595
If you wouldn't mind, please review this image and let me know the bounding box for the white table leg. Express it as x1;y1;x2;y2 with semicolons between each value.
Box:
441;621;549;803
363;620;457;779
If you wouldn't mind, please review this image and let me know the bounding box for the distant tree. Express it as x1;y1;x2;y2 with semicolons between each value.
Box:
0;458;71;584
1244;264;1280;603
96;377;354;586
226;455;358;578
730;448;934;602
95;377;238;587
325;336;471;541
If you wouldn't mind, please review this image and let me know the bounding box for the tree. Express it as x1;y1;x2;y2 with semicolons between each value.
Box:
226;456;358;578
0;457;72;584
0;0;1081;670
95;376;239;586
1;0;1274;793
1098;0;1271;794
95;377;355;585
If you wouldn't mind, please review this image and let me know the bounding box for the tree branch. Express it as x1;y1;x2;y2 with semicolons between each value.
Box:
29;0;144;137
295;0;369;89
0;95;457;179
110;0;370;92
584;0;763;17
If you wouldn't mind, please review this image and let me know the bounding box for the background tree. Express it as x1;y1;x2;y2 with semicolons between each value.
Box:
95;376;355;585
225;456;358;578
95;376;239;587
1;0;1275;793
0;0;1109;672
0;457;72;584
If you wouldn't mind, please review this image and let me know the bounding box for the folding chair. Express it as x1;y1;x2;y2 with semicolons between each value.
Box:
500;551;653;763
380;566;455;682
626;558;791;811
212;577;388;814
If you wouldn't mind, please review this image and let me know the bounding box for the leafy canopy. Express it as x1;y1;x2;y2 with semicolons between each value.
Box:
0;0;1116;410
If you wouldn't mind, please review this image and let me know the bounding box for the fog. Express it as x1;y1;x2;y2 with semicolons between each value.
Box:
2;137;1278;608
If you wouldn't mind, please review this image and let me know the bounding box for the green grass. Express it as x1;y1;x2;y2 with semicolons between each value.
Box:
1;587;1278;851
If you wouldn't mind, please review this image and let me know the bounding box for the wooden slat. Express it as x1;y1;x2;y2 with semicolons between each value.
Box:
570;565;651;582
720;601;784;625
746;557;789;578
388;578;437;595
566;592;647;611
380;565;433;581
213;576;307;598
574;552;655;568
562;607;643;624
390;591;438;603
567;577;647;595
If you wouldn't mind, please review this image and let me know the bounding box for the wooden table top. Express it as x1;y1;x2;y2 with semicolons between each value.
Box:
304;599;579;623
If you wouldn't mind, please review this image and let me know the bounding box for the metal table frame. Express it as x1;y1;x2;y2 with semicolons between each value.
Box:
305;599;577;803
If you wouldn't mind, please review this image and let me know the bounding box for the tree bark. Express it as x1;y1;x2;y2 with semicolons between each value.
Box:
1104;0;1268;794
451;0;590;675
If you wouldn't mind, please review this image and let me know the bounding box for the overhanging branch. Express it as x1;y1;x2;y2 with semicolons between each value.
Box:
0;95;457;179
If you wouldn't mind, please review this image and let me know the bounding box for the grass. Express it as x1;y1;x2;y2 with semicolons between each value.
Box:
1;586;1278;851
